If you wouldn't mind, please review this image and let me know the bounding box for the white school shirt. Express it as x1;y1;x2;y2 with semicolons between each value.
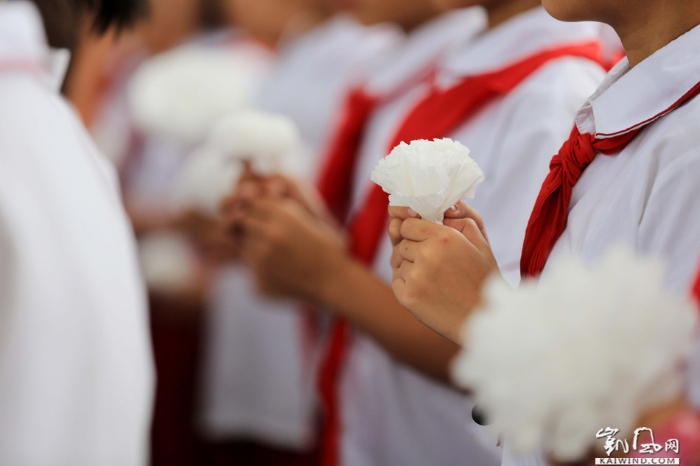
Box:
344;8;606;466
198;17;398;449
0;2;154;465
502;21;700;466
256;15;401;161
338;8;496;466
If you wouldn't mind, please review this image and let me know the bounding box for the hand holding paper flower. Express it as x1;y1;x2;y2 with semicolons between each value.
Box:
208;111;308;177
371;138;484;223
170;111;308;216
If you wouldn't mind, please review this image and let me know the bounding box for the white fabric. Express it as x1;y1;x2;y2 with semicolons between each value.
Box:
504;21;700;466
257;15;401;161
0;2;154;465
121;33;274;213
198;17;397;449
199;265;317;446
343;8;605;466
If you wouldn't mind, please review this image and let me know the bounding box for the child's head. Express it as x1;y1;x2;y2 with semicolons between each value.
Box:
333;0;439;31
29;0;148;49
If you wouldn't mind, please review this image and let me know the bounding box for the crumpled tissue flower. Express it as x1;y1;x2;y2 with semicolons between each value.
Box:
128;43;273;145
370;138;484;223
207;110;308;177
169;110;308;215
170;145;242;215
451;245;699;462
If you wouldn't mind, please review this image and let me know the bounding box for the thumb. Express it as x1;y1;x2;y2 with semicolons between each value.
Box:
447;218;495;263
443;201;488;240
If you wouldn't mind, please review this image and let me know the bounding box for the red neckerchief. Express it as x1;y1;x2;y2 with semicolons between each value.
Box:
521;80;700;278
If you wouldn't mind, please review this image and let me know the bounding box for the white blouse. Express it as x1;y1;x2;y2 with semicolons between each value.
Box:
0;3;154;465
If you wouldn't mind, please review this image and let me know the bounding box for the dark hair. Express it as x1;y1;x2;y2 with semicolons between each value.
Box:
22;0;149;49
79;0;149;34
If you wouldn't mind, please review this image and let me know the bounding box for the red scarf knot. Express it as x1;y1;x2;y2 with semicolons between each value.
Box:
521;83;700;279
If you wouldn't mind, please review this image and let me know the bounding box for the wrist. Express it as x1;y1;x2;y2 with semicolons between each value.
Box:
314;250;356;310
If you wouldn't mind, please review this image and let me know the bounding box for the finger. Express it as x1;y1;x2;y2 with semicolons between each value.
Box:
238;218;276;267
219;192;237;216
246;198;284;222
241;160;258;179
397;239;421;262
239;214;268;242
388;206;420;220
443;201;488;239
398;259;415;282
399;218;443;242
390;243;404;271
388;218;403;246
458;218;497;263
283;179;333;222
263;175;291;199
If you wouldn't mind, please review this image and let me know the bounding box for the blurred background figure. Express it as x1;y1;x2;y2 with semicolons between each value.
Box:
0;0;153;464
196;1;399;466
71;0;274;465
67;0;397;465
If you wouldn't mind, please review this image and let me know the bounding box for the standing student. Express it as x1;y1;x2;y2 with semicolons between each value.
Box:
228;2;487;465
0;1;154;465
197;0;398;462
228;1;609;466
388;0;700;463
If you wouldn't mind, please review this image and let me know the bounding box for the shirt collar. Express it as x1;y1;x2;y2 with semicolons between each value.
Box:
576;23;700;138
0;0;69;91
365;7;487;96
437;7;603;87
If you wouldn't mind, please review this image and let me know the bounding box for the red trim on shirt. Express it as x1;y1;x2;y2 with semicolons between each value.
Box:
596;80;700;138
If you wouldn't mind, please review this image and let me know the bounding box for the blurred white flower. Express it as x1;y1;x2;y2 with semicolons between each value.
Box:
452;245;699;461
138;232;199;294
208;110;307;177
128;44;272;145
169;110;308;215
370;138;484;223
169;145;242;216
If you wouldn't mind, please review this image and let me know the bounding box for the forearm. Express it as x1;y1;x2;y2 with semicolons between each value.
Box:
317;256;461;383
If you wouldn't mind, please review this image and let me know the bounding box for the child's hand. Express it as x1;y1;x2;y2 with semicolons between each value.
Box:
391;215;500;345
238;197;348;301
222;168;339;244
388;200;488;245
173;210;239;263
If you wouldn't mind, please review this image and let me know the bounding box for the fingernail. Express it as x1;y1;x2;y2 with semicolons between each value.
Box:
450;205;458;212
407;208;418;217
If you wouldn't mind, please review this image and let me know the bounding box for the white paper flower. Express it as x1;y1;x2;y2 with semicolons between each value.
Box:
128;43;273;145
452;245;699;461
169;110;308;215
207;110;308;177
138;232;199;294
370;138;484;223
170;145;242;216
